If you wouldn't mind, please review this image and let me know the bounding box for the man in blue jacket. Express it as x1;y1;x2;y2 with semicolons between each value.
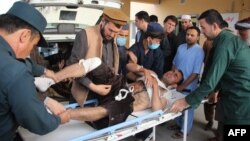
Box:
0;2;70;140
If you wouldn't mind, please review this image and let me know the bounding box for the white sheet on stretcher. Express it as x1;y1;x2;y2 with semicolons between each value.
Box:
18;120;96;141
18;90;185;141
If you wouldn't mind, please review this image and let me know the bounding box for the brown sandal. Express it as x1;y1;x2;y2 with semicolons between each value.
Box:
204;121;213;130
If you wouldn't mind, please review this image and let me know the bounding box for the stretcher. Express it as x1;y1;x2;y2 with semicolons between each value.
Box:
18;90;188;141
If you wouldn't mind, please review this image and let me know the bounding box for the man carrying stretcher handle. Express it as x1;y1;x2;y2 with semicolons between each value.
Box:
35;61;183;129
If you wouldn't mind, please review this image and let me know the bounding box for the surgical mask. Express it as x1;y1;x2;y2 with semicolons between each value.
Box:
116;36;127;46
148;42;160;50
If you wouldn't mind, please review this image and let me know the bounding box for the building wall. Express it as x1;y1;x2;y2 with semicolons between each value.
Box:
121;0;131;20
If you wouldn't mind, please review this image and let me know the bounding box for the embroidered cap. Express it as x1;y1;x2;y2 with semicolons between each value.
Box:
103;8;129;26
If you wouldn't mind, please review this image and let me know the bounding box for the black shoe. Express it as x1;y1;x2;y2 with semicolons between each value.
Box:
204;121;213;130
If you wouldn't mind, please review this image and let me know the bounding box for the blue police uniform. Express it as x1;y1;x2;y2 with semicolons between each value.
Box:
129;43;164;78
0;36;60;141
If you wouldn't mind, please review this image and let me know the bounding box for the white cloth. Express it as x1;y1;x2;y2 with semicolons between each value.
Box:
34;77;55;92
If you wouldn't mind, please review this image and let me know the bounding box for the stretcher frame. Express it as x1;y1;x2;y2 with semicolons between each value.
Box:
19;90;190;141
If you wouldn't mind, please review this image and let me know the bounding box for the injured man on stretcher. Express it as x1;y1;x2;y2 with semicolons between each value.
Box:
35;57;183;129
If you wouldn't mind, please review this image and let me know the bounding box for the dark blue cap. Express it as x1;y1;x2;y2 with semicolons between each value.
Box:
7;1;48;47
147;22;164;33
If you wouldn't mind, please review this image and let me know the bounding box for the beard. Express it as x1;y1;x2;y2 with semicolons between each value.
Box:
100;25;113;43
203;32;216;40
186;39;196;46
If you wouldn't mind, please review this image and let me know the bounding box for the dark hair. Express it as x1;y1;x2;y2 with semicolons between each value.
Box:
177;69;184;86
198;9;224;29
221;20;229;28
163;15;178;26
135;11;150;23
150;15;158;22
186;26;201;36
0;14;39;37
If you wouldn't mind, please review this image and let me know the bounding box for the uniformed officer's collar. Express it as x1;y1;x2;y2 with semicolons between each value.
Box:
0;36;16;58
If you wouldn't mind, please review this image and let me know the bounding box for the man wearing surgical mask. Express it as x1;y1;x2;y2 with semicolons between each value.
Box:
116;24;129;76
116;24;138;76
126;22;164;86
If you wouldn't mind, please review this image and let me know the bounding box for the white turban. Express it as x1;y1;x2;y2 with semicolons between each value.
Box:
181;15;191;20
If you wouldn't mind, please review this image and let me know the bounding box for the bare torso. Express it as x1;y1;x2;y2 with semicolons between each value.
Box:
129;80;169;112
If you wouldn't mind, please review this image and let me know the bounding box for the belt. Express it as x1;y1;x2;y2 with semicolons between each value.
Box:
182;89;191;93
